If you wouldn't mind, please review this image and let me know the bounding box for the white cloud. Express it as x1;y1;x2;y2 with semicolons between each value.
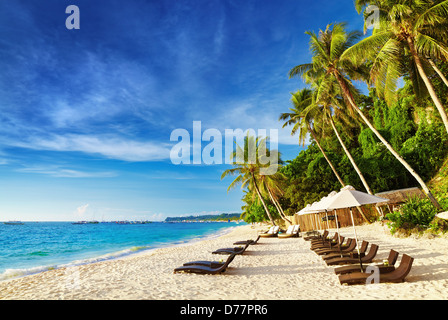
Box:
75;204;89;217
20;134;172;162
16;165;117;178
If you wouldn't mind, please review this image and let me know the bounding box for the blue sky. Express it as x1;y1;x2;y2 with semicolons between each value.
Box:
0;0;365;221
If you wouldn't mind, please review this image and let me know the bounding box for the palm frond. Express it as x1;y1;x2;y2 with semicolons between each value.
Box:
415;33;448;61
415;0;448;29
288;63;314;79
341;30;394;65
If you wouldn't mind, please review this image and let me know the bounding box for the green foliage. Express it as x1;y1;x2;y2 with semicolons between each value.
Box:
241;202;279;224
275;3;448;236
386;196;448;235
280;144;342;215
400;114;448;181
240;188;281;224
278;83;448;218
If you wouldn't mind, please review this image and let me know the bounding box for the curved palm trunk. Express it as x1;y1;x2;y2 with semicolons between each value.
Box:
252;173;276;226
407;37;448;135
333;70;442;210
308;124;346;187
267;187;292;224
328;116;372;223
328;116;373;195
427;58;448;88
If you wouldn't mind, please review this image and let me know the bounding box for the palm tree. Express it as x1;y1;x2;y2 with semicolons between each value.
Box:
279;88;346;187
290;22;442;210
280;87;373;223
311;78;375;196
221;134;279;225
345;0;448;134
427;57;448;88
258;170;293;224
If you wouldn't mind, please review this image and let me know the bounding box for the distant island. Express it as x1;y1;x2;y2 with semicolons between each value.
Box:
165;213;241;223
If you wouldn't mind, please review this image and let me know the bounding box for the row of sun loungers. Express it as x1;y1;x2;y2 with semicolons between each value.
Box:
305;230;414;285
173;227;414;286
173;233;261;274
259;224;301;238
173;225;299;274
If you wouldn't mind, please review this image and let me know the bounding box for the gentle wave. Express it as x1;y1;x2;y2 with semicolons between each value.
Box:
0;246;153;281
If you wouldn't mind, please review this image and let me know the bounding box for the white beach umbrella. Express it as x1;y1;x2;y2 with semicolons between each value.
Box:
313;191;340;243
296;204;320;232
436;211;448;220
313;191;338;229
323;186;389;270
309;201;324;231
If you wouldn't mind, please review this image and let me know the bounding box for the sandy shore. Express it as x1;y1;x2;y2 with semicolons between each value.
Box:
0;222;447;300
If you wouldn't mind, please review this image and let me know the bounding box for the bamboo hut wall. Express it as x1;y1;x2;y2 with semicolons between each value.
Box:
293;206;374;232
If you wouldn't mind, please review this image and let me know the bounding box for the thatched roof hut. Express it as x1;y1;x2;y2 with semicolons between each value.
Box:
374;187;426;211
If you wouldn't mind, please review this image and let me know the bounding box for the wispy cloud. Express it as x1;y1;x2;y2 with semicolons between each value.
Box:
75;204;89;217
17;165;117;178
18;134;172;162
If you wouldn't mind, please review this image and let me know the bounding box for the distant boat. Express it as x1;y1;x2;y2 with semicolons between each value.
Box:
72;221;87;224
4;221;24;225
72;221;99;225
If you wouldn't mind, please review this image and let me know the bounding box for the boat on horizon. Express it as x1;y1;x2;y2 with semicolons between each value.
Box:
4;221;24;225
72;221;99;225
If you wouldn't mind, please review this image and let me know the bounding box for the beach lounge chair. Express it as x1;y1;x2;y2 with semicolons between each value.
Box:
260;226;275;235
325;243;379;266
334;249;399;275
338;254;414;285
259;225;280;238
212;242;250;255
310;232;338;247
304;230;328;241
182;259;226;269
314;238;355;255
309;231;331;244
174;253;237;274
278;225;300;238
233;235;261;245
321;240;368;260
311;234;344;251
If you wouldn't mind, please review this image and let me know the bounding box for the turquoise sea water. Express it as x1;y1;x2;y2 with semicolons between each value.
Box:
0;221;241;281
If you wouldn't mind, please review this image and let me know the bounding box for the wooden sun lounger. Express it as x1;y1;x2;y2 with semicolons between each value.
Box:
182;259;226;269
309;230;332;245
212;242;250;255
174;253;237;274
304;230;328;241
314;238;355;255
334;249;399;275
310;232;338;246
278;225;301;238
321;240;369;260
233;235;261;245
259;225;280;238
338;254;414;285
311;235;344;251
325;244;379;266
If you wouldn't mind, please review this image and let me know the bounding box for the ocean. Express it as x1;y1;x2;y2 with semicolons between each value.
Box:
0;221;241;281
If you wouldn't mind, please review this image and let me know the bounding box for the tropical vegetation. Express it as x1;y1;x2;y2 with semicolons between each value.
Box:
222;0;448;235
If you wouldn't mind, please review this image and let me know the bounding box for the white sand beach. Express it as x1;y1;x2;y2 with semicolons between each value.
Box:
0;222;447;300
